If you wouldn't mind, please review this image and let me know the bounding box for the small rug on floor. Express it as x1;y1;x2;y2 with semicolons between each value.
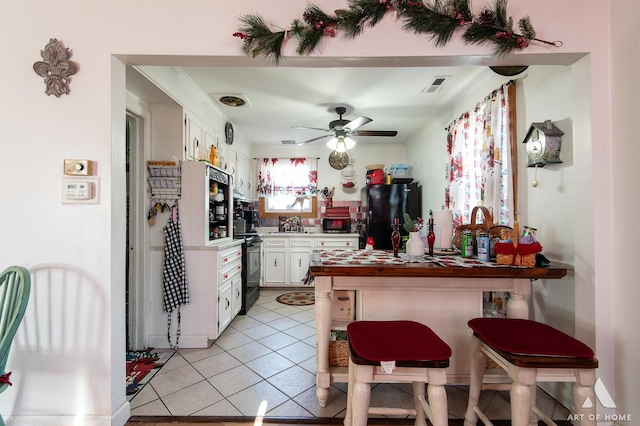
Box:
276;291;315;306
126;350;173;399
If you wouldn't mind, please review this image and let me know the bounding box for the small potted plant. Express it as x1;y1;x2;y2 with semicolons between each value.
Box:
403;213;425;256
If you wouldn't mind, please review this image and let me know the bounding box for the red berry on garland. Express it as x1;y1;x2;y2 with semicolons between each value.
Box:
232;32;250;40
517;37;529;48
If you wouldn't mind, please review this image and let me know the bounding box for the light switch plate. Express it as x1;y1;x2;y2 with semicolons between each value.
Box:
64;159;90;176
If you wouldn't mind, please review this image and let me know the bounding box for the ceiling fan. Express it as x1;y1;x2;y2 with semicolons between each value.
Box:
294;106;398;146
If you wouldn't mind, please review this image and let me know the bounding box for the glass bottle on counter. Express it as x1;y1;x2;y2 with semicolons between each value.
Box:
391;217;401;257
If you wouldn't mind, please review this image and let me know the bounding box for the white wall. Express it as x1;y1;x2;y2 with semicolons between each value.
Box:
0;0;626;423
610;0;640;415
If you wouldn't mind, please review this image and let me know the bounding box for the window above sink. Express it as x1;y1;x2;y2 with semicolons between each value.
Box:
257;157;318;219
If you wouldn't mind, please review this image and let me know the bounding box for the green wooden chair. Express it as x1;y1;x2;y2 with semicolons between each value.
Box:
0;266;31;425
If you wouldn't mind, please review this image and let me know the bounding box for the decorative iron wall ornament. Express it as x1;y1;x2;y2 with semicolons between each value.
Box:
33;38;78;97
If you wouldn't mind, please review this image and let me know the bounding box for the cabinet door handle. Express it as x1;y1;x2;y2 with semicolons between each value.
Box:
274;259;278;267
226;298;230;309
299;259;302;267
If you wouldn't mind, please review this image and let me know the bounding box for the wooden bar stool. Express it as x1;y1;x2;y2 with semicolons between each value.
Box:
464;318;599;426
344;320;451;426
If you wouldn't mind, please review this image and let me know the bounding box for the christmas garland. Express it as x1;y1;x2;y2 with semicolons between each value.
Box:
233;0;561;64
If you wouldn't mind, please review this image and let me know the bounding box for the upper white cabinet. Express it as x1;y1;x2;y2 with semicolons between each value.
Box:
234;151;253;199
185;115;204;161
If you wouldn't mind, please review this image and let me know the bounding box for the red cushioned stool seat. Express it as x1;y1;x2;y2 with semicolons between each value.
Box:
347;320;451;367
463;318;599;426
344;320;451;426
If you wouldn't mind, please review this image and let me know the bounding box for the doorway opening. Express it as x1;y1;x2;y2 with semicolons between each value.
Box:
126;110;149;351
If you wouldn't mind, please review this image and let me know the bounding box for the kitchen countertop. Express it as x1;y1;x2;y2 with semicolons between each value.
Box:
260;232;360;237
309;248;567;279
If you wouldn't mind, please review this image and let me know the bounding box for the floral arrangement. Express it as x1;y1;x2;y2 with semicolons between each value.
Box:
403;213;424;233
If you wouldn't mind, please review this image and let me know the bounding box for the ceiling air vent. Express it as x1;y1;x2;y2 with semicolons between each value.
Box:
211;93;251;107
422;76;451;94
281;140;297;145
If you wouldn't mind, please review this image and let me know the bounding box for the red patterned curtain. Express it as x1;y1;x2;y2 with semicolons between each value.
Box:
445;82;514;227
257;158;318;197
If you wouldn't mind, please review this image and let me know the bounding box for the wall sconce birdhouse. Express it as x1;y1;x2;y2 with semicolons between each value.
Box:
522;120;564;167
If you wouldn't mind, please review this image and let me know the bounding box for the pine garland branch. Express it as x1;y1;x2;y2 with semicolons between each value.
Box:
295;4;340;54
461;0;526;57
235;14;287;63
335;0;390;39
233;0;561;63
401;0;472;47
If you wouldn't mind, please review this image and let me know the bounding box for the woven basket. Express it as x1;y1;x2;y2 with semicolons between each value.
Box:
329;340;350;367
452;206;493;251
495;240;542;268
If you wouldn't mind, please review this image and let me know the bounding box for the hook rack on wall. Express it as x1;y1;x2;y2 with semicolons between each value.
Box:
147;161;181;203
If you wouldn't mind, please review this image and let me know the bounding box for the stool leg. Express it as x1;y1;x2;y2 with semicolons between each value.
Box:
344;357;356;426
412;382;428;426
509;367;536;426
427;369;448;426
464;336;487;426
352;364;373;426
529;385;537;426
572;369;597;426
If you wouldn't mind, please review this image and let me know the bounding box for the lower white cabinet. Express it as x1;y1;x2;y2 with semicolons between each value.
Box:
217;244;243;335
232;273;242;317
290;250;311;285
264;238;287;284
262;234;358;287
218;282;233;333
149;240;242;349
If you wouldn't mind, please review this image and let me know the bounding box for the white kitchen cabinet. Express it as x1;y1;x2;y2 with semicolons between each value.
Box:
180;160;233;246
289;237;313;285
231;273;242;317
264;238;287;285
234;151;253;199
218;282;233;333
149;240;243;349
262;234;358;287
290;250;311;285
217;244;242;335
315;237;358;249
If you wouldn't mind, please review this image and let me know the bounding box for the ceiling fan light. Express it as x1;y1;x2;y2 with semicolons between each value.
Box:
335;136;348;153
326;137;338;150
344;136;356;150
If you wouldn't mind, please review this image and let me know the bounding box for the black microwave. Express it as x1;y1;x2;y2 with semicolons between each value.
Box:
322;217;352;233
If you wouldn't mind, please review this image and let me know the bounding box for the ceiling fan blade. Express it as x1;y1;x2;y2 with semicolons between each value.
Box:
296;134;332;145
343;116;372;132
292;125;330;132
353;130;398;137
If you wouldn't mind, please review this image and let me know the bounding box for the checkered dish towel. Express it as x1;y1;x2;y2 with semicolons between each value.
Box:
162;209;189;349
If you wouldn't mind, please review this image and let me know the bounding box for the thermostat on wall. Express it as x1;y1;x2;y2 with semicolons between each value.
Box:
62;177;99;204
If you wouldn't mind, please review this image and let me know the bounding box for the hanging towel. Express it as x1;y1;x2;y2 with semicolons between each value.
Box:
162;205;189;349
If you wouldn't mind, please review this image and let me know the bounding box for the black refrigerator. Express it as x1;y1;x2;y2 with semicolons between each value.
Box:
361;182;422;250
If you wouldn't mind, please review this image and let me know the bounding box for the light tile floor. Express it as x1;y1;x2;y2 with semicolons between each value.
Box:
130;289;571;420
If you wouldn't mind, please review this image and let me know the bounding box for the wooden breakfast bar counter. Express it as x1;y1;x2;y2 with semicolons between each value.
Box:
309;249;567;407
